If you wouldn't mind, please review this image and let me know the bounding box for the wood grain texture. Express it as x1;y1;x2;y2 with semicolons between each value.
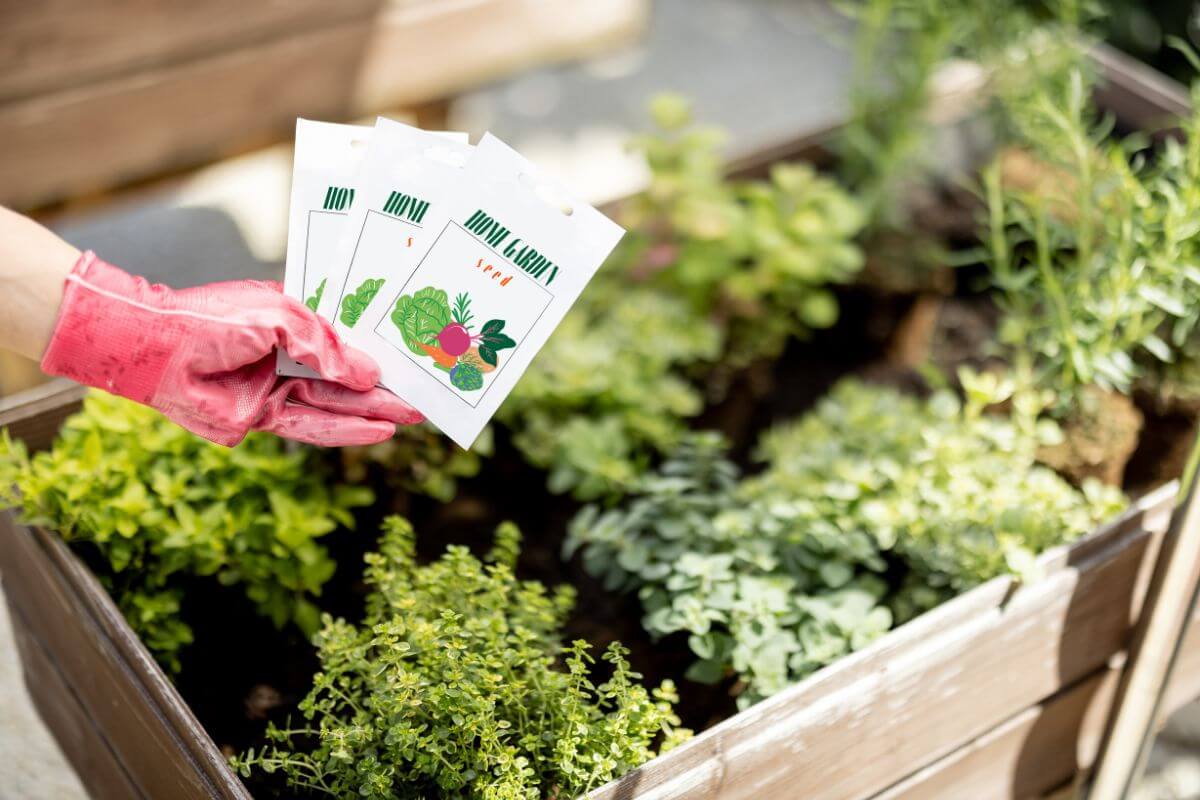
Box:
8;607;144;800
0;0;381;103
873;611;1200;800
0;0;646;209
588;486;1177;800
0;513;251;799
0;378;87;451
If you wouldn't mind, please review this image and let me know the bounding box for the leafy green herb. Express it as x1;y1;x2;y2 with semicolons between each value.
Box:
304;278;326;312
567;375;1125;705
499;278;721;499
620;95;866;365
0;393;372;671
233;517;688;799
391;286;451;354
985;67;1200;402
492;96;867;499
339;278;385;328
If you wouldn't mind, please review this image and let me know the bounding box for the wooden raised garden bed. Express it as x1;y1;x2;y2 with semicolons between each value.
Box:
1;46;1198;800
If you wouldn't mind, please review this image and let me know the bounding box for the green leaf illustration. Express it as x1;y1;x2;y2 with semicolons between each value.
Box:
475;320;517;366
391;287;451;356
339;278;386;328
304;278;326;312
452;292;474;329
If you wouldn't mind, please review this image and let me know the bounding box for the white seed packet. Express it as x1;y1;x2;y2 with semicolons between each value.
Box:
277;118;469;378
314;118;472;343
276;119;372;378
347;133;625;449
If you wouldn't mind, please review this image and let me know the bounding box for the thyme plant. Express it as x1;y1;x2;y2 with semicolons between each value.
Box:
0;392;371;670
234;517;688;799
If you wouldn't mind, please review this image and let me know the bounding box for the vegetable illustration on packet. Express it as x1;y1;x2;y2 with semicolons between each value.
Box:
347;134;625;449
391;288;515;392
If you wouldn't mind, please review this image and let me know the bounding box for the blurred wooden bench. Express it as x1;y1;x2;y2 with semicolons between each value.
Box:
0;0;646;211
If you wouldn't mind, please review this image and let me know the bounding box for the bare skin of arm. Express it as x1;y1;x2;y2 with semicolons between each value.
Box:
0;206;80;361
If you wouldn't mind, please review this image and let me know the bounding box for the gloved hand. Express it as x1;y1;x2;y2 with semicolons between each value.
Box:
41;251;422;447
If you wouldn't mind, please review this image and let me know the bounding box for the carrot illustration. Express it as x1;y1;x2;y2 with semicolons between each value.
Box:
417;341;458;369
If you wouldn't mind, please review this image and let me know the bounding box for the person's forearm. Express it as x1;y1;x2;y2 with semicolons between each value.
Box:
0;206;80;361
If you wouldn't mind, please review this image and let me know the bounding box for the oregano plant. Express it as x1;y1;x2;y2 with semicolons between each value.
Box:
233;516;688;799
566;373;1125;705
0;392;372;671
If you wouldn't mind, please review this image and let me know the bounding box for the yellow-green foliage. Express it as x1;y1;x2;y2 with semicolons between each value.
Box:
0;392;372;670
233;517;688;799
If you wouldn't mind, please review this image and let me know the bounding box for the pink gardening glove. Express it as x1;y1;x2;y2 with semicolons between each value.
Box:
41;251;422;447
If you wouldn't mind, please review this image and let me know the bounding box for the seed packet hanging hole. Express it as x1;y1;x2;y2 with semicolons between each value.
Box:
519;172;574;216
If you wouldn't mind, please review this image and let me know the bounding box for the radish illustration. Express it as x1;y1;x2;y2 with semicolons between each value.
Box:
437;322;473;356
436;292;517;366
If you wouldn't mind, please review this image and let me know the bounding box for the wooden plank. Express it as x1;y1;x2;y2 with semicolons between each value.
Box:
8;604;145;800
0;0;379;103
589;488;1176;800
0;0;646;210
1090;42;1192;131
873;610;1200;799
0;378;87;452
0;514;250;799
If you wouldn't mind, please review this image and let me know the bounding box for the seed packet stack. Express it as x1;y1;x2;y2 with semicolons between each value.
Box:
277;118;624;449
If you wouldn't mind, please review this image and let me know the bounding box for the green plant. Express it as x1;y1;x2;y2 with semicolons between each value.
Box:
566;374;1124;705
341;425;492;504
751;371;1125;592
233;517;688;799
566;433;890;707
835;0;1084;226
499;277;721;499
985;65;1200;403
0;392;372;671
621;95;866;365
496;96;867;499
305;278;326;312
339;278;385;328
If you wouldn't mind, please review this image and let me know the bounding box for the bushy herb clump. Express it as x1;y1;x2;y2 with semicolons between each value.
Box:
566;374;1124;705
836;0;1085;226
341;424;491;504
986;66;1200;402
622;95;866;365
500;96;865;500
500;280;720;499
234;517;688;799
0;392;371;670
